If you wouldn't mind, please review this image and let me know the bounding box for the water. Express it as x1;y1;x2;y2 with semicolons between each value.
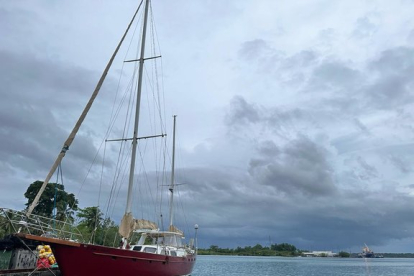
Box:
192;255;414;276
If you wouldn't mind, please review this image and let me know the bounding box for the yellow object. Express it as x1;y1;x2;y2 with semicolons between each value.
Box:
48;255;56;265
37;244;55;261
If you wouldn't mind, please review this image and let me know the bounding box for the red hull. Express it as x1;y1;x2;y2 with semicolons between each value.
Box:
18;234;196;276
52;243;196;276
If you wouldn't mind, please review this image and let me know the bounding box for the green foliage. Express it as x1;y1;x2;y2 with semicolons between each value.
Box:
20;180;120;247
0;214;6;238
199;243;301;257
0;209;20;236
76;207;119;246
338;251;350;258
99;218;120;247
24;180;78;221
272;243;297;252
76;206;103;243
77;207;103;230
380;253;414;258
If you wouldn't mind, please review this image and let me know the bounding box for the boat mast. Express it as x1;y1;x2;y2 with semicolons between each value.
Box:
26;2;144;218
125;0;151;215
169;115;177;228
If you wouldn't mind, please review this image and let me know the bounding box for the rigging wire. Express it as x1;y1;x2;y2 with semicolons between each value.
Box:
57;0;190;243
53;0;145;222
149;2;170;230
96;140;107;244
47;0;146;243
100;2;144;224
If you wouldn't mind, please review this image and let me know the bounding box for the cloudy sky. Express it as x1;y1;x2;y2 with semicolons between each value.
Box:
2;0;414;253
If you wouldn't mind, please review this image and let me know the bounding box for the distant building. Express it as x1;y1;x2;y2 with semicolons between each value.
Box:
302;251;338;257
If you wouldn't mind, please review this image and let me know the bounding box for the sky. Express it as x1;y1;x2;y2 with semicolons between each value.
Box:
1;0;414;253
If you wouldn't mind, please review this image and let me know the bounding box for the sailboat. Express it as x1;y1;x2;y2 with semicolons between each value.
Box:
1;0;197;275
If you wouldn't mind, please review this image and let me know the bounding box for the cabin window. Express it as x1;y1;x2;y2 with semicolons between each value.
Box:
144;247;157;253
170;251;177;256
132;246;142;252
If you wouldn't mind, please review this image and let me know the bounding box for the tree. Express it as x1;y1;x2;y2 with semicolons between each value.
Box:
273;243;297;252
98;218;119;247
0;213;9;238
0;209;22;238
24;180;78;221
77;206;103;243
77;206;103;229
253;244;263;250
338;251;350;258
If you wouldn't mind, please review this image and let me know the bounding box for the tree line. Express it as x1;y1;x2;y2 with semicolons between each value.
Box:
199;243;301;257
0;181;120;247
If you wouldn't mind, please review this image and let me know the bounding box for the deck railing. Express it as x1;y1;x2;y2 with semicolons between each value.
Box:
0;208;84;242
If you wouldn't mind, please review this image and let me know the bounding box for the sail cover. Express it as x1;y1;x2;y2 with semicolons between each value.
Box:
169;225;184;235
132;219;158;230
119;213;158;238
119;213;134;238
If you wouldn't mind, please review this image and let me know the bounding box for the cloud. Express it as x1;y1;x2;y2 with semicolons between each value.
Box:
352;16;379;39
308;61;362;93
249;136;336;197
225;96;261;128
365;47;414;109
388;155;411;174
0;49;116;208
191;31;414;249
238;39;273;60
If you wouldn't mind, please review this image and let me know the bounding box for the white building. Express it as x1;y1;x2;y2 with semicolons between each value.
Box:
302;251;338;257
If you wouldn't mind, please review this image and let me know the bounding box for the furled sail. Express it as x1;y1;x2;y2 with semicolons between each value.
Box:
119;213;158;238
132;219;158;230
119;213;134;238
169;225;184;235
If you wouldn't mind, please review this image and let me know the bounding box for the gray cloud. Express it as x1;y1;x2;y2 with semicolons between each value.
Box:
352;16;378;39
238;39;272;61
225;96;261;128
388;154;411;174
249;136;336;197
365;47;414;109
0;49;115;204
309;61;362;92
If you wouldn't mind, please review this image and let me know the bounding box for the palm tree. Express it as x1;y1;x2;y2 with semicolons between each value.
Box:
77;207;103;243
0;210;19;236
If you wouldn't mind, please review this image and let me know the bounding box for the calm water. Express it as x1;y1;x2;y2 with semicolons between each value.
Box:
192;255;414;276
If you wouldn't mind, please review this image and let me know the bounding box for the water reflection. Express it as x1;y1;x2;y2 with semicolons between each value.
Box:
363;258;372;276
